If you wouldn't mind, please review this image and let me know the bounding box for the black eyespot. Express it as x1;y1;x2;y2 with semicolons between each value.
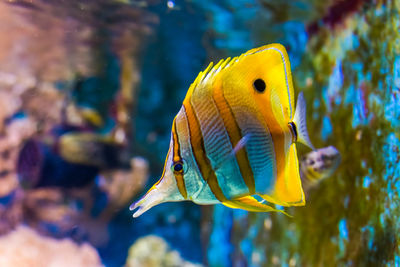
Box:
253;78;266;93
288;122;298;142
173;162;183;173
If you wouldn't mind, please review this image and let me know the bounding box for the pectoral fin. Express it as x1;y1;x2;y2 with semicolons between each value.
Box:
222;196;290;216
214;134;251;172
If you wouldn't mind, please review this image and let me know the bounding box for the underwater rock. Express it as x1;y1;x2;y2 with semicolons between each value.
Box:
0;117;37;236
0;0;157;265
0;0;157;133
15;151;149;243
79;157;149;246
20;86;66;132
0;226;103;267
0;114;36;236
0;1;93;81
18;156;149;244
98;157;149;213
0;90;21;133
17;139;99;188
22;188;83;240
0;118;36;176
125;235;202;267
0;189;23;236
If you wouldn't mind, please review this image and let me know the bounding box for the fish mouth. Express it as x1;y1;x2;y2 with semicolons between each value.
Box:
129;168;184;218
129;186;165;218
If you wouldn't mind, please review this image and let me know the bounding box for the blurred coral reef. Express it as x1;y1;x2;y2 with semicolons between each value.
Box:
0;226;103;267
0;0;153;265
99;157;150;215
125;235;203;267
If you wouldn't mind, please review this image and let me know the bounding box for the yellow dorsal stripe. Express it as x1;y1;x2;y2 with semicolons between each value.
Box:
182;101;227;202
172;118;188;199
213;81;255;194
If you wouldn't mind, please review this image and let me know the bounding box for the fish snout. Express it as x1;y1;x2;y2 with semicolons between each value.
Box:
130;185;165;218
130;168;184;218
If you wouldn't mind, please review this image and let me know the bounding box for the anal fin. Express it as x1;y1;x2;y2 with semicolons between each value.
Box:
222;196;291;216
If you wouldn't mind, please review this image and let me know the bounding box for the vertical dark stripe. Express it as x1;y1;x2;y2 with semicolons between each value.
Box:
172;118;188;199
213;84;256;194
182;101;227;202
252;92;286;195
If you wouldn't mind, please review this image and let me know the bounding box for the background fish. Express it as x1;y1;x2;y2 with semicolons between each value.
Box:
57;132;131;170
300;145;341;194
131;44;314;217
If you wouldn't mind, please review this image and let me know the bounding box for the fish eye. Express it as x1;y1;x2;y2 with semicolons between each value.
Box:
174;162;183;172
253;78;266;93
171;159;188;174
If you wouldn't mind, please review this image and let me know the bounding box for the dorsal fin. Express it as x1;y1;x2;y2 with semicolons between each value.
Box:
191;57;239;88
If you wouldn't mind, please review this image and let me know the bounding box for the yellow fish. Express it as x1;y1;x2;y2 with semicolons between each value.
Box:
130;44;314;217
